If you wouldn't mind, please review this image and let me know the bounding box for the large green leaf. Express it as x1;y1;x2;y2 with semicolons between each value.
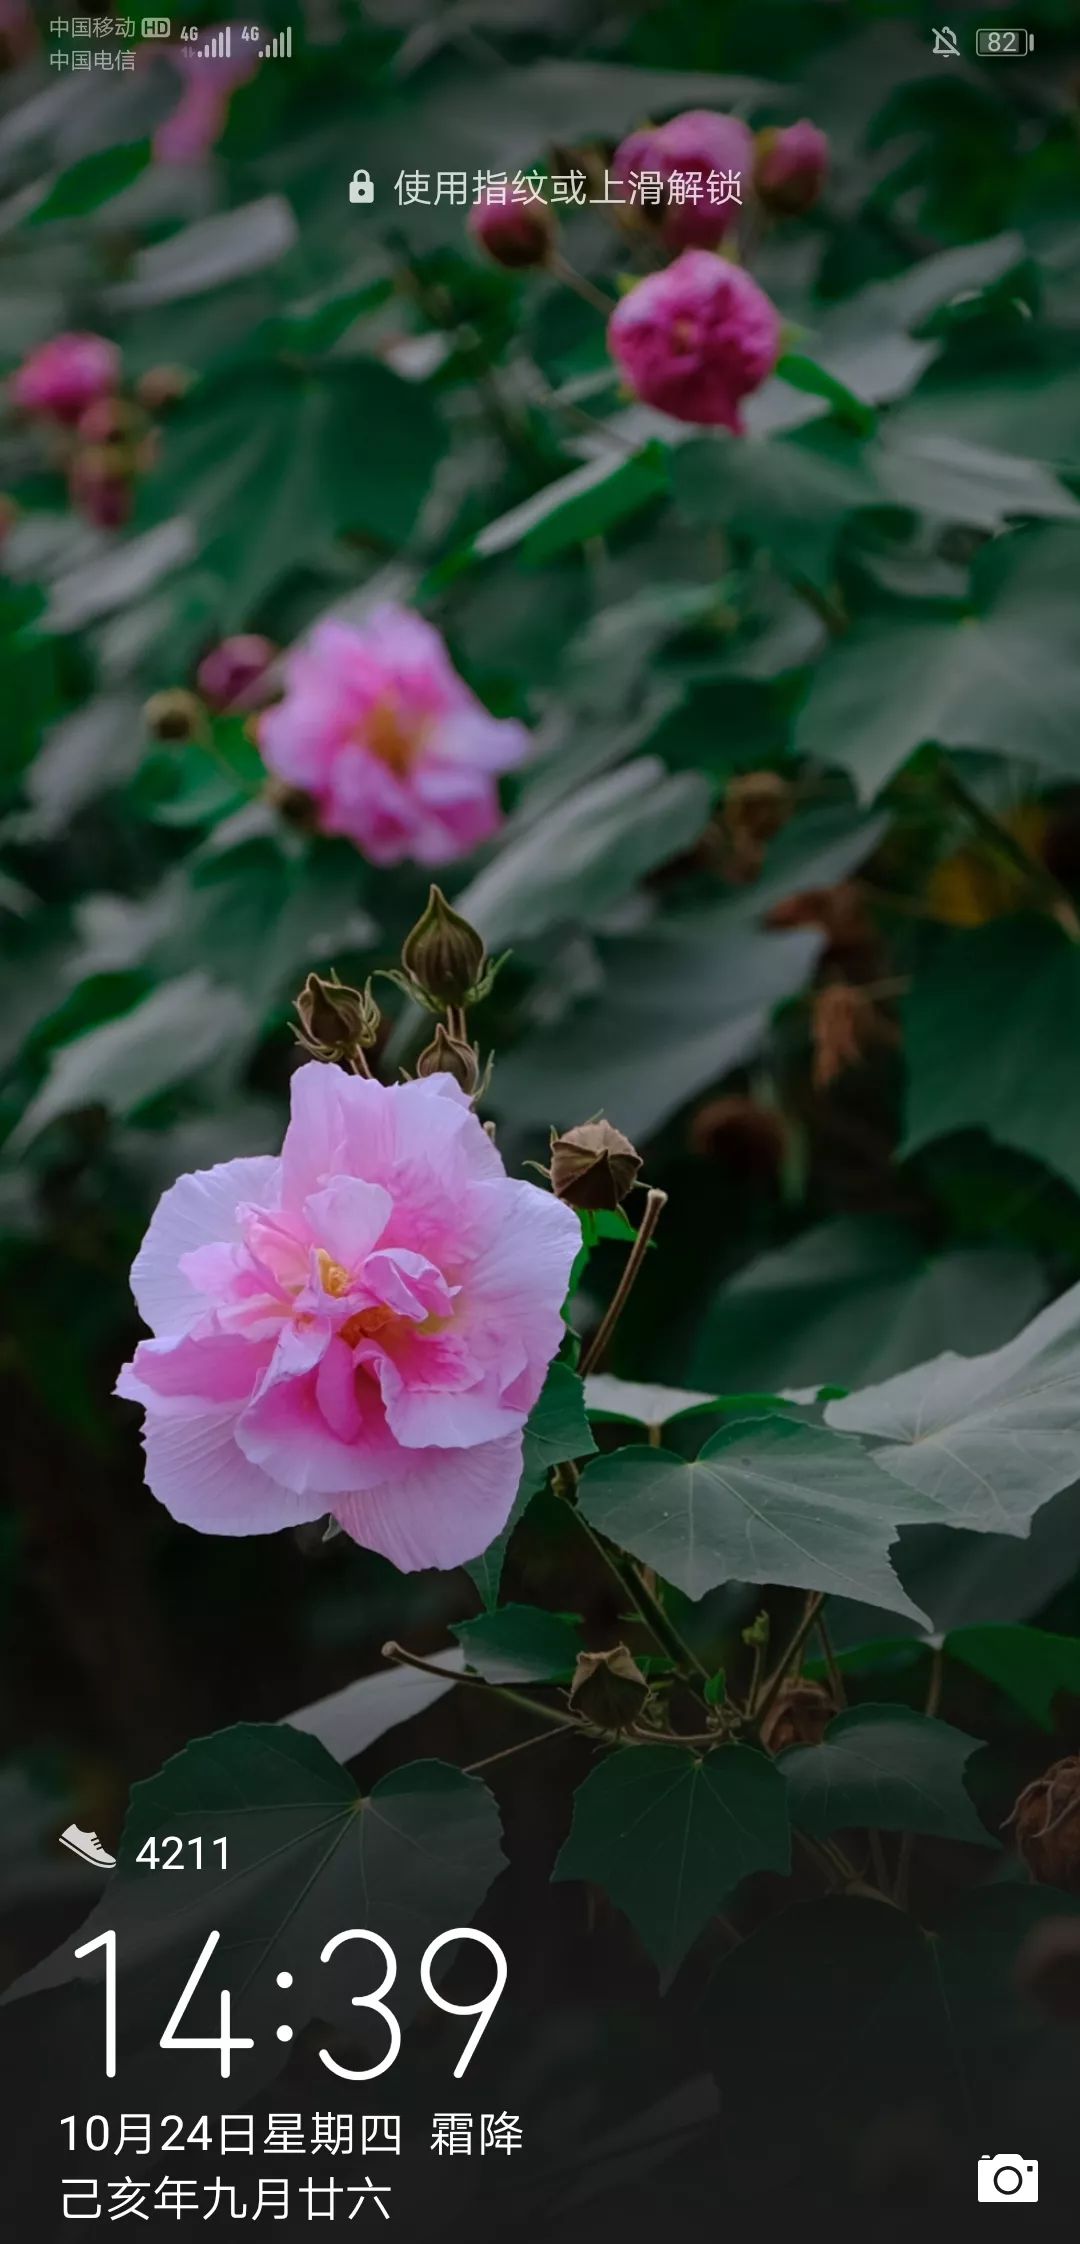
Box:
139;359;445;624
903;918;1080;1196
948;1623;1080;1730
491;907;820;1143
10;973;250;1148
553;1743;790;1981
456;757;710;947
465;1361;594;1607
452;1604;583;1684
693;1219;1046;1396
4;1726;504;2102
577;1417;930;1623
30;138;152;225
673;423;880;588
795;524;1080;797
826;1278;1080;1534
781;1704;994;1846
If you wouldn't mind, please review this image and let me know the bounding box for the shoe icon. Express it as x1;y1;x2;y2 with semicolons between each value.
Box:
59;1825;115;1870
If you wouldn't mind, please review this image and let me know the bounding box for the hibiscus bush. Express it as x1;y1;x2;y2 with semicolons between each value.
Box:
4;0;1080;2225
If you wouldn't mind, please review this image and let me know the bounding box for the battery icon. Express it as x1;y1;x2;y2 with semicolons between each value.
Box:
975;27;1033;54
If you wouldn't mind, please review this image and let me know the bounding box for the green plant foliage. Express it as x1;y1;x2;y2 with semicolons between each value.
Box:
554;1743;790;1980
781;1705;994;1846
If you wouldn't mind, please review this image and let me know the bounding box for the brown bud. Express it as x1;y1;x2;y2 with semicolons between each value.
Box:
76;395;142;447
811;982;898;1092
689;1094;787;1182
569;1644;649;1733
135;364;193;414
294;972;380;1064
1008;1756;1080;1891
548;1118;641;1211
415;1022;483;1097
721;771;793;882
143;688;205;744
401;885;489;1010
1014;1914;1080;2020
264;776;320;831
767;881;874;964
759;1678;836;1755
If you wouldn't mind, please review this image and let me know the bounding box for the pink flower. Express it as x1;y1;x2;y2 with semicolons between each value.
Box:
153;25;258;164
613;109;754;250
258;606;529;868
197;634;277;712
10;332;120;426
755;120;829;216
608;250;780;431
116;1064;580;1570
469;187;554;268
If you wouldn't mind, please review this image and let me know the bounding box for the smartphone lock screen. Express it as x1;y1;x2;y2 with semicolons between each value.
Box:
1;1;1079;2235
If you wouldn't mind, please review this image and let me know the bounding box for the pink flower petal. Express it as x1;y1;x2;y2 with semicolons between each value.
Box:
131;1156;282;1337
142;1405;327;1535
331;1432;525;1571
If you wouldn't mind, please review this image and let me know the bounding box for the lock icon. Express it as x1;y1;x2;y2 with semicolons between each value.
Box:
349;169;374;206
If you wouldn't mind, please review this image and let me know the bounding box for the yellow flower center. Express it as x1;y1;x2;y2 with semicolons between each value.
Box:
364;697;422;776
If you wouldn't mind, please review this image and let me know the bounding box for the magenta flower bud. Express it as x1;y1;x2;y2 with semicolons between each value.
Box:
612;108;754;250
197;634;277;713
608;249;780;432
10;332;120;426
468;187;555;269
755;119;830;216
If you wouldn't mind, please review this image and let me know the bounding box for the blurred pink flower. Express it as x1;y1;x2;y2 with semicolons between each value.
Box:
613;109;754;250
755;119;829;216
608;249;780;430
153;25;258;164
10;332;120;425
469;186;554;268
197;634;277;712
258;606;530;867
116;1063;580;1569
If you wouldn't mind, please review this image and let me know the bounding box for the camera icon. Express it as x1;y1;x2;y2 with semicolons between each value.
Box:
977;2154;1038;2202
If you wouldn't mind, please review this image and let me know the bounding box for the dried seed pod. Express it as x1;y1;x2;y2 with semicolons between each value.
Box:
401;884;489;1009
415;1021;483;1097
294;972;380;1065
689;1093;787;1181
759;1678;836;1754
548;1119;642;1211
1008;1755;1080;1891
568;1645;649;1733
811;982;898;1092
721;770;793;882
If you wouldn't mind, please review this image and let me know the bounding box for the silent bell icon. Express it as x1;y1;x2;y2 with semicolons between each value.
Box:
349;169;374;205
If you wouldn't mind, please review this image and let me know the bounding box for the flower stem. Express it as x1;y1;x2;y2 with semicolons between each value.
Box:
549;253;617;318
381;1641;580;1731
567;1508;711;1684
753;1592;825;1725
580;1186;667;1377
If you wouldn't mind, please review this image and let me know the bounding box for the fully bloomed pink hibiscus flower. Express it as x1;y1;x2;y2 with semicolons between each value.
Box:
116;1064;580;1571
258;606;529;867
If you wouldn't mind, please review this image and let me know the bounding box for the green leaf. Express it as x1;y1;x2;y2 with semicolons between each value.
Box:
673;422;880;588
284;1648;468;1760
577;1416;930;1624
30;139;152;225
456;757;710;947
775;352;877;435
10;974;250;1148
903;919;1080;1197
465;1362;594;1608
139;360;445;625
473;443;670;566
878;431;1079;531
826;1278;1080;1535
693;1219;1048;1395
491;902;819;1143
948;1623;1080;1730
553;1743;790;1980
584;1375;721;1428
104;198;297;308
795;524;1080;797
781;1705;994;1846
452;1604;583;1684
5;1727;504;2100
